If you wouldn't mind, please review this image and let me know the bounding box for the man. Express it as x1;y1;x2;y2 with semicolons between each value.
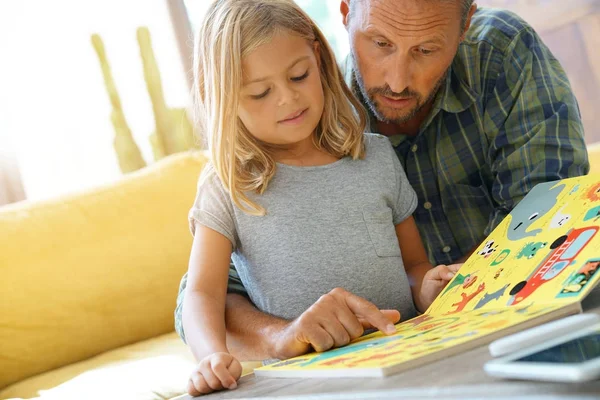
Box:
176;0;589;361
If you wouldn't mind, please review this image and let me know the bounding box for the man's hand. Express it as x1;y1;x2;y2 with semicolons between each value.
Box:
418;263;463;311
270;287;400;360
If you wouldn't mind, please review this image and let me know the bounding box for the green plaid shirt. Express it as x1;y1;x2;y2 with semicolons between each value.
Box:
343;7;588;265
175;8;588;341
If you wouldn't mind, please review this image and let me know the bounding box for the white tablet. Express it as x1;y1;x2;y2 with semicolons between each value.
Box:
484;322;600;383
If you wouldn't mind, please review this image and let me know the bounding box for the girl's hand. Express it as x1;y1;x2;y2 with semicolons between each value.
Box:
419;263;463;311
187;352;243;396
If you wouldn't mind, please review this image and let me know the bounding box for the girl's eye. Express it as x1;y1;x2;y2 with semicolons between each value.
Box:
251;89;270;100
291;70;309;82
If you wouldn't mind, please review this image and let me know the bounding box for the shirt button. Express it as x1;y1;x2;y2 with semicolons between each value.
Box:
411;144;418;153
423;202;432;210
442;246;451;253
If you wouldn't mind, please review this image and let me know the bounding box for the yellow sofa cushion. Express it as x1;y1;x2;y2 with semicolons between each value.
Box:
0;332;194;400
0;331;262;400
0;152;207;390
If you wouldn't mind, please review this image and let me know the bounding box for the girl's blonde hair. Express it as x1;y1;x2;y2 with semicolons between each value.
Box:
193;0;366;215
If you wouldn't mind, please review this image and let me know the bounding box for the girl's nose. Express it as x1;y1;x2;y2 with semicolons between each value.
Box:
278;85;300;106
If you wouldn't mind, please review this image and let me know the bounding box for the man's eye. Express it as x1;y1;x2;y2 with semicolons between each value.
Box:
291;71;309;82
419;48;434;55
251;89;270;100
375;40;389;48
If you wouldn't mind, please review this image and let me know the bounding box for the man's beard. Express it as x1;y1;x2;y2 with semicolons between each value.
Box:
353;59;448;125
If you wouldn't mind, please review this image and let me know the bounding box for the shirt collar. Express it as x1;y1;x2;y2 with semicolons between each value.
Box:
438;58;478;114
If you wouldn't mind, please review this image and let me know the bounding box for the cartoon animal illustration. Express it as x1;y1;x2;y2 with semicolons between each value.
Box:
570;184;580;195
507;226;599;306
477;240;498;258
516;242;547;259
447;283;486;314
490;249;511;266
583;182;600;202
507;183;565;241
578;260;600;276
463;274;478;289
559;259;600;297
405;314;434;327
476;309;509;317
404;317;460;339
296;334;403;367
493;268;504;279
474;284;510;309
584;206;600;222
549;206;571;228
440;273;475;296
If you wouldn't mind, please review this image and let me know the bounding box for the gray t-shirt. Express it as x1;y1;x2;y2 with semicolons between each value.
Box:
189;133;419;321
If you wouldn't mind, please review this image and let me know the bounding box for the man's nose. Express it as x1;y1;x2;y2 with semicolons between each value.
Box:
386;54;412;95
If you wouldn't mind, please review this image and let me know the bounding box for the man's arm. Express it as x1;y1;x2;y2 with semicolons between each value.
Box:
223;288;400;360
224;293;288;360
482;26;589;236
176;264;286;360
176;265;401;361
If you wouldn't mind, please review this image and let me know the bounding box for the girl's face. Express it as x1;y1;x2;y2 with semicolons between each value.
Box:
239;32;325;149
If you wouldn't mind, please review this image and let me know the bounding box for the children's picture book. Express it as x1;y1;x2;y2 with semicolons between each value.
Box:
255;175;600;378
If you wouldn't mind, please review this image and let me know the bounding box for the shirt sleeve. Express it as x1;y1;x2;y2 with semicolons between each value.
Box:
482;27;589;235
386;138;418;225
188;166;238;249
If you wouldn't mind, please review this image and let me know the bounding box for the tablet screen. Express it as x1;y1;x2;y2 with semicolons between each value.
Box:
516;330;600;364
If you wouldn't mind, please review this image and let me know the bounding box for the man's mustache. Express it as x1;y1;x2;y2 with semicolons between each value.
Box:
368;85;418;100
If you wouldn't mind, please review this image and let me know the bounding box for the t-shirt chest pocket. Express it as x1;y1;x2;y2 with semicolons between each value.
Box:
362;207;402;257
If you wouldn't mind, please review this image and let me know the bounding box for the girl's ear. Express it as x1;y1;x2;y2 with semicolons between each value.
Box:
312;40;321;69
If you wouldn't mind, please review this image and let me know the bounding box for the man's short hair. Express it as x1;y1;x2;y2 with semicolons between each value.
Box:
349;0;475;30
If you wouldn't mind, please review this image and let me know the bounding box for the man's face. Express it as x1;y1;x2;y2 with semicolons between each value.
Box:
343;0;466;125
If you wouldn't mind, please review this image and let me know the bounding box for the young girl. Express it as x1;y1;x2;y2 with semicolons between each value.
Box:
184;0;459;395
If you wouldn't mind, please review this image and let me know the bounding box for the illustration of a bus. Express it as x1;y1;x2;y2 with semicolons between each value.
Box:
507;226;599;306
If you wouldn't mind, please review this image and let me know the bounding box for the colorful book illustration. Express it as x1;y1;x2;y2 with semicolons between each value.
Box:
255;175;600;378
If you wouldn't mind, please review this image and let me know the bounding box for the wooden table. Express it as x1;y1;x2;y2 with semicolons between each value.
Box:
176;287;600;399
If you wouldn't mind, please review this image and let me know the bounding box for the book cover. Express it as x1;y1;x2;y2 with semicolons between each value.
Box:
256;175;600;378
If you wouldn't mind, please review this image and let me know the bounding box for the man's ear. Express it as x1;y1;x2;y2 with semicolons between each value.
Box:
340;0;351;27
460;3;478;41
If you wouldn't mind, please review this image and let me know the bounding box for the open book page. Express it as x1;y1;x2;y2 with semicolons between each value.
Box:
255;302;579;378
256;175;600;378
427;175;600;316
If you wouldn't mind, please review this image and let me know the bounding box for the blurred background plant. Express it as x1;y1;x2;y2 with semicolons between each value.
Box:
92;27;197;173
0;0;598;205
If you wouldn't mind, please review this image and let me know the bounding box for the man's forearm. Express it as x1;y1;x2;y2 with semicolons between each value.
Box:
224;293;288;360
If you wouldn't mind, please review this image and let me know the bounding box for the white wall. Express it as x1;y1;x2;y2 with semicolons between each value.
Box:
0;0;189;201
